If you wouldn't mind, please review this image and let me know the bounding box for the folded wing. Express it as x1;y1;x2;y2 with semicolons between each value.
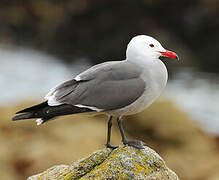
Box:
45;61;146;111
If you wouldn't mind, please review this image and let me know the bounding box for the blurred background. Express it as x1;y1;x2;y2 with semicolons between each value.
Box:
0;0;219;179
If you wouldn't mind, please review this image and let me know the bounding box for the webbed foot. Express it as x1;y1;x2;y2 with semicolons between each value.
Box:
106;143;119;149
124;140;147;149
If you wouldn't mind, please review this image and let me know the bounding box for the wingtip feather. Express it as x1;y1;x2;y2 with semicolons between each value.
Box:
12;113;33;121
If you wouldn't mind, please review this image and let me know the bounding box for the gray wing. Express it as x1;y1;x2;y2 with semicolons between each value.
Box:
45;61;146;111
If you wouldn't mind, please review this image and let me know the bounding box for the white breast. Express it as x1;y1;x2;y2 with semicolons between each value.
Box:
108;59;168;116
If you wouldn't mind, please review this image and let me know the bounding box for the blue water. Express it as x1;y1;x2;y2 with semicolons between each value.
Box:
164;69;219;135
0;46;91;105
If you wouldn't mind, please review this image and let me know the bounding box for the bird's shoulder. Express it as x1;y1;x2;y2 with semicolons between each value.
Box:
75;60;142;81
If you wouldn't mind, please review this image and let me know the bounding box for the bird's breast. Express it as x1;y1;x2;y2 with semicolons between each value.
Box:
108;60;168;116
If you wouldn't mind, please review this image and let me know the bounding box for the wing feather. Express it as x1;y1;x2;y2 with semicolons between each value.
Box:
45;61;145;111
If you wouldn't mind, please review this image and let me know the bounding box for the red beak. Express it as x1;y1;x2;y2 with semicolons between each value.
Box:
160;50;179;60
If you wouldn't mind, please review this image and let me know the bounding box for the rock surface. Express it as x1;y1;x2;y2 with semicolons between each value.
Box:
27;145;179;180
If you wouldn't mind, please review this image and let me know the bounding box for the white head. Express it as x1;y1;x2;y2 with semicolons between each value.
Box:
126;35;178;61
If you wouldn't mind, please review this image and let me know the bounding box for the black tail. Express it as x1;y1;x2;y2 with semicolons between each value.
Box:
12;101;92;123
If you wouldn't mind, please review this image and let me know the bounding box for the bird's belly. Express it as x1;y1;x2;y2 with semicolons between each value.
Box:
108;87;161;116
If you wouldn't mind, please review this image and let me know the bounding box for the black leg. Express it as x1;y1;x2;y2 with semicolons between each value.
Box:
117;116;146;149
106;116;118;149
117;116;128;144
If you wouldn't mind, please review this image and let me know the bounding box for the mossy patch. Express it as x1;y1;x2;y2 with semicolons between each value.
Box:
58;146;178;180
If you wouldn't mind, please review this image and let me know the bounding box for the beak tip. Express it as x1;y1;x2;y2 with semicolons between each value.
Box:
176;55;179;60
160;50;179;60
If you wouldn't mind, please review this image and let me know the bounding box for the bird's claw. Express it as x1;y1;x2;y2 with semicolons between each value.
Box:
106;143;119;149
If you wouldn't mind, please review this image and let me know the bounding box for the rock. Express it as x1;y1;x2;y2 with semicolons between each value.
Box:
27;145;179;180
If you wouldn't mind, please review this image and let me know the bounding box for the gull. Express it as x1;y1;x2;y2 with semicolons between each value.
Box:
12;35;179;149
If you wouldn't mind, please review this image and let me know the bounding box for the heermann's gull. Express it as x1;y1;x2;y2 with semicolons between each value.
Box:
12;35;179;149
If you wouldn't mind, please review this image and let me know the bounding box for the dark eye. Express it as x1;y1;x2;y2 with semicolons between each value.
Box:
149;44;154;47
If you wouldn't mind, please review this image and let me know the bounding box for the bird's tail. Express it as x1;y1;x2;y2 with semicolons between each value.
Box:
12;101;92;124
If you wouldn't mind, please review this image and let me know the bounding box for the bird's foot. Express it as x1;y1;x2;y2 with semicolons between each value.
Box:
106;143;119;149
123;140;147;149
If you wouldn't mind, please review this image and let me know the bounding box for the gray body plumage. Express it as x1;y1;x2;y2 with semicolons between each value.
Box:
46;61;145;110
46;59;167;116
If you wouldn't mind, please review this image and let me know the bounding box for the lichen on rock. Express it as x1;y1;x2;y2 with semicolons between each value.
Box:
27;145;179;180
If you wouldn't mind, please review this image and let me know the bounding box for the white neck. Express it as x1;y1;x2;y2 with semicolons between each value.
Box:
126;46;159;65
126;52;159;67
